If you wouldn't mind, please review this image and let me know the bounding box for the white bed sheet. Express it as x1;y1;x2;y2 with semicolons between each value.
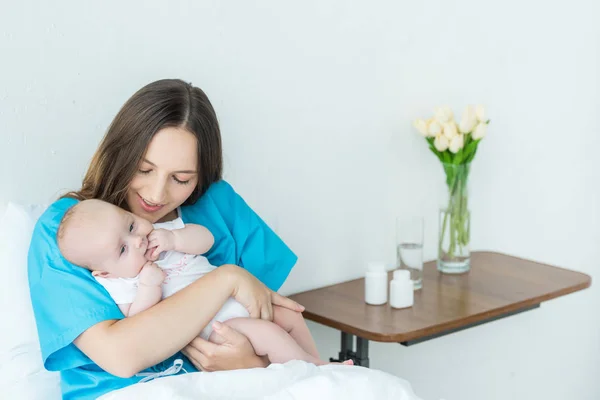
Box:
99;360;423;400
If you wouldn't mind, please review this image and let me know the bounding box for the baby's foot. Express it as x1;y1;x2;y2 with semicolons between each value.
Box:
326;359;354;366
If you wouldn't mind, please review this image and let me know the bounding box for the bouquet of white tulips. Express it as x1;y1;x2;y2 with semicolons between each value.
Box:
413;105;490;273
413;105;488;164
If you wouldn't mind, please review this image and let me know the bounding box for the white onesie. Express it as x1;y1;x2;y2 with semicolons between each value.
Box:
95;215;249;339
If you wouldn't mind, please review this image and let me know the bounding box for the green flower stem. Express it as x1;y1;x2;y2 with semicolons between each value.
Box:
439;164;470;262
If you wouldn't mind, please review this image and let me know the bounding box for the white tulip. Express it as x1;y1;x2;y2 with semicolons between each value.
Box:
428;120;442;137
472;122;487;140
413;118;429;136
459;105;477;133
434;106;454;124
475;105;486;122
434;134;449;152
449;134;465;154
443;122;458;140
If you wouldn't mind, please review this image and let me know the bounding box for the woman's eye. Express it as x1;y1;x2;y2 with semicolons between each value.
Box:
129;223;134;232
173;177;190;185
120;245;126;256
138;169;151;175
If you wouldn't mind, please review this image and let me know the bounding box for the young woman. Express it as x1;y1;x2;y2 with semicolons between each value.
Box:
28;79;302;399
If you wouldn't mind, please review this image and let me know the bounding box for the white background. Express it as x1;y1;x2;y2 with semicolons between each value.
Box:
1;1;598;399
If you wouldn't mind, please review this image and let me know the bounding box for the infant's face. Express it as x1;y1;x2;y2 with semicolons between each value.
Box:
74;202;155;278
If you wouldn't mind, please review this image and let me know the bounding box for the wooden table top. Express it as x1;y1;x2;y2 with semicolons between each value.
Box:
289;251;591;343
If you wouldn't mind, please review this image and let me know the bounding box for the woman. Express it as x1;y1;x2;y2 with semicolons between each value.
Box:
27;79;303;400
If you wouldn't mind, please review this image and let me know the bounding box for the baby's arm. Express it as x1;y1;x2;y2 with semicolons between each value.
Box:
122;262;165;317
172;224;214;255
148;224;214;260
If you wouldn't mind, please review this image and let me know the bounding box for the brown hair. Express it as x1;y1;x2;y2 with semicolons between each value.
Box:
63;79;222;208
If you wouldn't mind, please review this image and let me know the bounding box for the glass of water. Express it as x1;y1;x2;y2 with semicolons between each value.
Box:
395;216;424;290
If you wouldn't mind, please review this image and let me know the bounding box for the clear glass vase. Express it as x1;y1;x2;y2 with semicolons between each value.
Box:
438;163;471;274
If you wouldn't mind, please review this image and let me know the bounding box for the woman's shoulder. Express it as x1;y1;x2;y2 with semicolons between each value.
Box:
28;197;79;282
180;180;247;228
36;197;79;233
204;180;235;199
182;180;237;213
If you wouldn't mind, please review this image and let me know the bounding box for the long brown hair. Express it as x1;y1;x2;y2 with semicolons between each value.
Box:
63;79;222;208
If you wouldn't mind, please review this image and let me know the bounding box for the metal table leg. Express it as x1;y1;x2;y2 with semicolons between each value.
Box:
329;331;370;367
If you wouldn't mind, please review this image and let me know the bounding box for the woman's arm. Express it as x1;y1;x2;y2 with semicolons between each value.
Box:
74;264;302;378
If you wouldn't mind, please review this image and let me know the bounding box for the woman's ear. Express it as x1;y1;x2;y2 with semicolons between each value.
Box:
91;270;114;279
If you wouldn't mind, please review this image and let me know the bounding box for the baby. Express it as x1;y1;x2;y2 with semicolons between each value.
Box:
57;199;352;367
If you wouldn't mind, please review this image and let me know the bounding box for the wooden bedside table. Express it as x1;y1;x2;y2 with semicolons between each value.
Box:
289;251;591;367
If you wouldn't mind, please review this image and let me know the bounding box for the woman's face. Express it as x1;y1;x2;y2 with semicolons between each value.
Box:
126;127;199;223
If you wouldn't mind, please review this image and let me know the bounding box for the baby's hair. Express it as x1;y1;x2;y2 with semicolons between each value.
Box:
57;204;79;242
57;202;91;269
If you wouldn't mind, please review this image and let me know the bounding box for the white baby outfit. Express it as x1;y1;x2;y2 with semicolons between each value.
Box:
95;215;249;340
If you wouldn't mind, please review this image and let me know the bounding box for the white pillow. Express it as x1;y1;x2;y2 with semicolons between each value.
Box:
0;202;61;399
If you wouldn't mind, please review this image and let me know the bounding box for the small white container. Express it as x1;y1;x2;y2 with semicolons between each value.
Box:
365;262;388;305
390;269;414;309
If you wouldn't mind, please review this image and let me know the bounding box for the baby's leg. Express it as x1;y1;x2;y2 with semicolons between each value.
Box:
218;318;326;365
272;305;320;359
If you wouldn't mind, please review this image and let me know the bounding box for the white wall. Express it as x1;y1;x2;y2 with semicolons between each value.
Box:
1;1;598;399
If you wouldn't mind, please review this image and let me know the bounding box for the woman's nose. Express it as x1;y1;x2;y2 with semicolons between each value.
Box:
148;177;167;204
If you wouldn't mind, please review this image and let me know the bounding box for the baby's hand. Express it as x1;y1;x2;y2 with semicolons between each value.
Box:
147;228;176;260
139;262;166;286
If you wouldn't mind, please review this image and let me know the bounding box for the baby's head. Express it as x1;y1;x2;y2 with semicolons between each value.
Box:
58;199;154;279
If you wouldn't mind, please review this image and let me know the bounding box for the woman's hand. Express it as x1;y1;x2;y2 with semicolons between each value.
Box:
182;322;269;372
221;264;304;321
